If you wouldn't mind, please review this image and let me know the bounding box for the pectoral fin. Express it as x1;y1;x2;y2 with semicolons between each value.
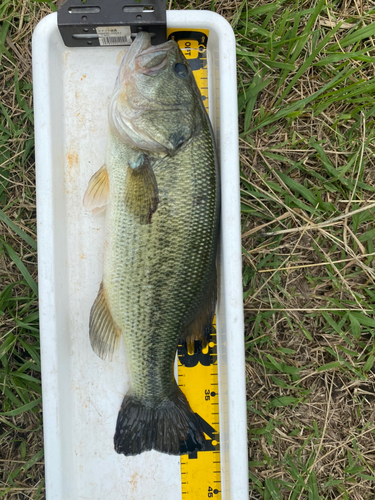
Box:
83;164;109;213
89;282;121;361
124;155;158;224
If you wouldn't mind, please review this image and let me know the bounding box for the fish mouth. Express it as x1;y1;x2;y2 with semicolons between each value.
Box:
119;32;174;77
119;31;151;72
135;38;175;75
109;33;181;152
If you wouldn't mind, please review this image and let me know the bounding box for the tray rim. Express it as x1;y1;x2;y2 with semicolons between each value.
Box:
32;10;248;499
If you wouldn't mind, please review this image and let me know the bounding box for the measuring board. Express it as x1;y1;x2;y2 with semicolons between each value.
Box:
167;28;221;500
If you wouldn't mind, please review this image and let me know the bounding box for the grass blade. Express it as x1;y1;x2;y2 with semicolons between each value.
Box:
2;241;38;296
0;397;42;417
0;209;37;250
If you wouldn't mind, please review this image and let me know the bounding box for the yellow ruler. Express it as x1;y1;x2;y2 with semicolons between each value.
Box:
167;28;221;499
167;29;210;113
177;318;221;499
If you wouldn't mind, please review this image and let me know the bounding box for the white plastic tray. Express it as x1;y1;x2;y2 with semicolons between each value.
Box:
32;11;248;500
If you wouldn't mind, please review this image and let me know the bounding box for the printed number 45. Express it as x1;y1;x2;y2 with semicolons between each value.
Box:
208;486;213;498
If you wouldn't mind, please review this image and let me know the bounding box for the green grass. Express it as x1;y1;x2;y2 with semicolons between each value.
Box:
237;0;375;497
0;1;51;497
2;0;375;498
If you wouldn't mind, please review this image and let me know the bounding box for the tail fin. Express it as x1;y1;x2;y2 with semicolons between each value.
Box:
114;385;206;456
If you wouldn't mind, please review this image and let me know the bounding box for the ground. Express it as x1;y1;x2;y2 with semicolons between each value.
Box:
1;0;375;498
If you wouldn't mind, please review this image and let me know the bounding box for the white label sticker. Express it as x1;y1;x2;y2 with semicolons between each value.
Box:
96;26;132;46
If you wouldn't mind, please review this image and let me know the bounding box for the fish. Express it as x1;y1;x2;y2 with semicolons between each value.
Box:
83;32;220;456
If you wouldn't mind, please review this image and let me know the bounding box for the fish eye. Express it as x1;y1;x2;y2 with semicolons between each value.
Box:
174;63;189;78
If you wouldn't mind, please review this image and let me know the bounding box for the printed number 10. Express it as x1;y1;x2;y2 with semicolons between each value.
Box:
185;40;191;57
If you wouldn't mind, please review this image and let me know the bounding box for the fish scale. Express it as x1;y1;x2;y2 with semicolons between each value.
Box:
104;128;217;401
85;31;219;456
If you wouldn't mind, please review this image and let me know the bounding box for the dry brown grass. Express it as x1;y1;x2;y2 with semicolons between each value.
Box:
238;0;375;497
3;0;375;498
0;2;52;499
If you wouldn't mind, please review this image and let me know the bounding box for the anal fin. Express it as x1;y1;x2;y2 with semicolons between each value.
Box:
89;282;121;360
181;271;217;354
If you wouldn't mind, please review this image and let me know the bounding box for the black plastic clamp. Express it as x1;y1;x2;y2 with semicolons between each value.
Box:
58;0;167;47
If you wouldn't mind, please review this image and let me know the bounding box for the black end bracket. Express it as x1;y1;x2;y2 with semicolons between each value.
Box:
57;0;167;47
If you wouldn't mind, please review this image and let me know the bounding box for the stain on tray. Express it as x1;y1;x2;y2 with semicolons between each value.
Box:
66;151;80;187
130;471;140;491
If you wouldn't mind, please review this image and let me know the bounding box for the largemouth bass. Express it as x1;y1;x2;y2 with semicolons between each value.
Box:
83;32;220;456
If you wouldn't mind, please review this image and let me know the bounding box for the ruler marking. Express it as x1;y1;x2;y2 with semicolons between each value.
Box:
168;28;221;500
